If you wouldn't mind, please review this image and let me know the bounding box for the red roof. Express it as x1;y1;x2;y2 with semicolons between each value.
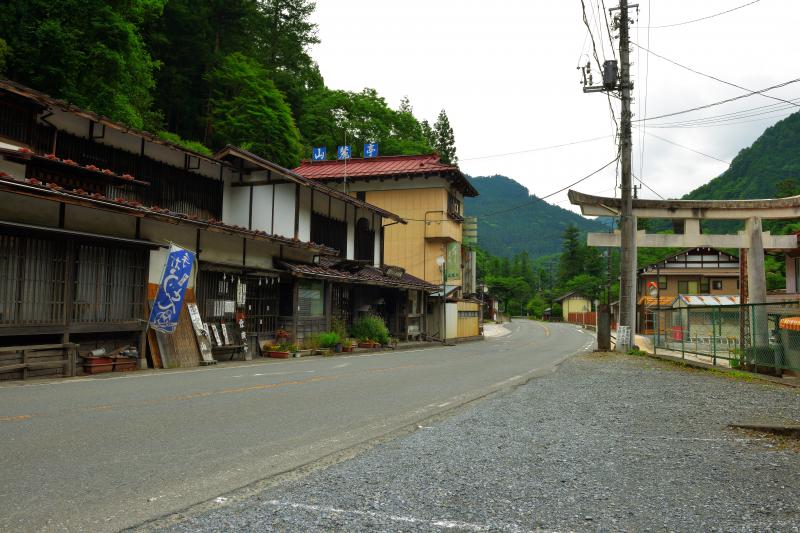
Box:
294;154;478;197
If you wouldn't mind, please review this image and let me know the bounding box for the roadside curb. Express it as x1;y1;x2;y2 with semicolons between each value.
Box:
645;352;800;389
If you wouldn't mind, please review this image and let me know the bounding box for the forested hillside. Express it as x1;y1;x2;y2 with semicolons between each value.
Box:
685;111;800;201
0;0;456;168
464;175;608;259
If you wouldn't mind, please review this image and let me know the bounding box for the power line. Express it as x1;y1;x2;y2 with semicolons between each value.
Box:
646;95;800;127
646;102;800;129
632;77;800;123
645;109;796;129
479;158;619;219
638;0;652;187
460;135;612;161
580;0;619;136
631;42;800;109
647;0;762;29
600;0;617;61
642;131;731;164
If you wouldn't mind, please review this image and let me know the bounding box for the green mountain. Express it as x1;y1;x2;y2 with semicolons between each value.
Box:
464;175;608;259
685;112;800;200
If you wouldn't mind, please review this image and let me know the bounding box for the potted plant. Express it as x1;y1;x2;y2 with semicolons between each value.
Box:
112;356;137;372
268;343;295;358
352;315;390;350
275;329;291;342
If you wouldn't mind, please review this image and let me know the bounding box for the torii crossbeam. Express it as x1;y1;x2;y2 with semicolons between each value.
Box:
569;190;800;350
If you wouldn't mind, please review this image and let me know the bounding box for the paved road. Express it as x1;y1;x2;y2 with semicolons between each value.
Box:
0;321;594;532
156;352;800;533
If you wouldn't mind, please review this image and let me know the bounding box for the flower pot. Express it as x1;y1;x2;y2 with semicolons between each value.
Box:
334;343;343;353
269;351;291;359
82;356;113;375
342;345;355;353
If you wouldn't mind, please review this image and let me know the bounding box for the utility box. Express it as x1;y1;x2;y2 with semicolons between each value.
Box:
603;60;618;90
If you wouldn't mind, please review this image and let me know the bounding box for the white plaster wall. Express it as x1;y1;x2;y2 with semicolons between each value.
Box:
282;246;316;263
64;205;137;239
273;183;296;238
346;205;355;260
251;185;274;233
330;196;346;221
373;219;382;266
0;191;60;226
445;302;458;340
0;141;23;150
297;186;311;242
140;219;197;287
312;190;328;215
223;183;250;228
199;230;244;265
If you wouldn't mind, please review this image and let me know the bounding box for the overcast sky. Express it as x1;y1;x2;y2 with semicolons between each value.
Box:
310;0;798;213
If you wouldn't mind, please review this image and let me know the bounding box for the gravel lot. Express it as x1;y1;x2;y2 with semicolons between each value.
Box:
157;353;800;532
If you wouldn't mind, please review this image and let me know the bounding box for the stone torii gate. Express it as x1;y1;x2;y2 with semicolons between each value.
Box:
568;190;800;351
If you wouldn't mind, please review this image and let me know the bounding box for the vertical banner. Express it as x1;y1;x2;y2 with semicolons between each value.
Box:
337;145;351;160
148;245;195;333
446;241;461;281
312;147;327;161
363;143;378;158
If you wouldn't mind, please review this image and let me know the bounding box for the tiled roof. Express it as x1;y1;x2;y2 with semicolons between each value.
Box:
0;154;336;254
294;154;479;197
280;257;437;291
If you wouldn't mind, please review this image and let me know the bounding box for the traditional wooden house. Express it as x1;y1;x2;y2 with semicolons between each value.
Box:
635;247;740;334
0;80;434;379
294;154;482;341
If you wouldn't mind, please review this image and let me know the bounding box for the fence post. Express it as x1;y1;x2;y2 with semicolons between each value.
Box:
712;307;717;366
680;307;685;359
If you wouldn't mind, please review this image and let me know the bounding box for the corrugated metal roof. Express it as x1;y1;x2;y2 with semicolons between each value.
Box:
638;296;676;307
677;295;740;306
294;155;479;197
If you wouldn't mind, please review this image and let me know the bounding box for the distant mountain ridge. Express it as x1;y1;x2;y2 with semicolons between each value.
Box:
464;175;608;259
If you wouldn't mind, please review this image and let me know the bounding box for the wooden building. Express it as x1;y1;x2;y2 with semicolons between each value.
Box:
294;154;482;341
0;79;434;379
635;247;740;334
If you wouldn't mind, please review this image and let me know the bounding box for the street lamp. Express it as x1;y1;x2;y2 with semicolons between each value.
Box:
436;255;446;343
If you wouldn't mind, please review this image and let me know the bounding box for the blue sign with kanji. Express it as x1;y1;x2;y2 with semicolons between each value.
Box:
148;245;195;334
337;145;351;160
363;143;379;158
312;147;327;161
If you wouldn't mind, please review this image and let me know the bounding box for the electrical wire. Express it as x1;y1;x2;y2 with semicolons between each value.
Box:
638;0;652;186
581;0;619;136
478;158;619;219
646;0;762;29
631;77;800;123
641;132;730;164
633;173;665;199
631;42;800;109
600;0;617;61
645;95;800;127
459;135;613;161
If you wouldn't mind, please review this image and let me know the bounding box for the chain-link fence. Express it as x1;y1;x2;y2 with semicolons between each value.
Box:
651;301;800;375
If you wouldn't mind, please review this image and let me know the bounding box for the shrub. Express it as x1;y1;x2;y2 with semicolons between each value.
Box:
351;314;390;345
318;332;341;348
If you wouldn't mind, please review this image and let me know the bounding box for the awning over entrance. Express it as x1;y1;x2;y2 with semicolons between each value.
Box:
280;257;437;292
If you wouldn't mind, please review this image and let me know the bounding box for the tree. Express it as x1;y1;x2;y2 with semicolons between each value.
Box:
0;0;163;129
206;52;302;167
557;225;584;284
432;109;457;164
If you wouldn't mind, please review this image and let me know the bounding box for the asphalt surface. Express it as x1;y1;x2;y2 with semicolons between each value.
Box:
152;352;800;533
0;320;594;532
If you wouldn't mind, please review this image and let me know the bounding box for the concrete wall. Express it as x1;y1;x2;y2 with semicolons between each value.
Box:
561;297;592;320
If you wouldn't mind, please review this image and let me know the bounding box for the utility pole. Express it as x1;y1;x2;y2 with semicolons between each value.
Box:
617;0;636;351
581;0;636;350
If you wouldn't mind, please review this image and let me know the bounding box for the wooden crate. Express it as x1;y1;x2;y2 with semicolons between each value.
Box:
0;343;77;381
